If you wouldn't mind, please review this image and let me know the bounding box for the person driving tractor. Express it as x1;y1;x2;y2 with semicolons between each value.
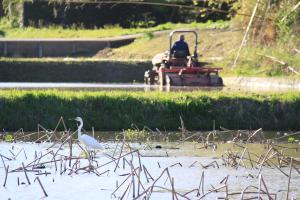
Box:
170;34;190;58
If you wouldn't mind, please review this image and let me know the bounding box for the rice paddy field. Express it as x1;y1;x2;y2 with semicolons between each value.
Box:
0;89;300;131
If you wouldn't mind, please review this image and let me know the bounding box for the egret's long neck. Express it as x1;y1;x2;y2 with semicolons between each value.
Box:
77;120;83;139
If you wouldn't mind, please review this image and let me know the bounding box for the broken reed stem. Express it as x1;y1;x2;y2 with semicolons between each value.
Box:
260;174;272;199
120;183;131;200
114;142;125;172
143;165;154;182
34;177;48;197
69;133;73;167
1;155;6;169
256;147;272;178
198;185;226;199
3;165;9;187
130;161;136;198
22;162;31;185
197;171;205;196
286;157;293;200
111;174;131;196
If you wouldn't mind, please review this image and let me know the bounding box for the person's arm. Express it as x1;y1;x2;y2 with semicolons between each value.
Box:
171;42;177;54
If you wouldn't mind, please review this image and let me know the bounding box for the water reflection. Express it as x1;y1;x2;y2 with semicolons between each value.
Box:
0;82;299;92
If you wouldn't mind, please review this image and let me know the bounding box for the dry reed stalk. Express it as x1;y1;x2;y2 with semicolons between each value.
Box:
143;165;154;182
260;174;273;199
246;149;254;168
111;174;131;196
246;128;262;142
146;185;190;199
197;171;205;197
69;133;73;167
130;161;136;198
114;142;125;172
202;161;219;169
171;177;178;200
97;150;138;169
14;131;38;141
170;162;182;168
3;165;9;187
34;177;48;197
112;142;120;158
9;150;15;158
137;151;142;171
0;154;12;161
22;162;31;185
23;149;28;160
199;185;226;199
188;161;197;168
256;147;273;178
219;175;229;184
286;157;293;200
237;148;247;169
12;148;23;160
225;184;228;200
240;185;275;200
130;166;147;195
120;183;131;200
1;155;7;169
165;168;178;200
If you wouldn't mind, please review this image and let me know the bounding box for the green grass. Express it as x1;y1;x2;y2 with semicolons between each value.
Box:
218;45;300;77
0;19;229;39
1;90;300;131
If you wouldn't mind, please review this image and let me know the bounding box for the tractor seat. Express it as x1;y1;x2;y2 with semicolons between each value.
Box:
172;50;189;58
169;58;188;67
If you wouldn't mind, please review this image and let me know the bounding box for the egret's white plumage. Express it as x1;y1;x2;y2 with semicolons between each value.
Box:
74;117;103;150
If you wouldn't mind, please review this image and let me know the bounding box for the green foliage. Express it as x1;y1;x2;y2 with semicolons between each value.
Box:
232;0;299;43
143;32;154;40
4;134;14;142
1;0;30;27
123;128;149;141
274;1;300;43
288;137;296;143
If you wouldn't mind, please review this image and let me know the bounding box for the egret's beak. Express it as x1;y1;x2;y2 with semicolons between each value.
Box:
68;118;75;121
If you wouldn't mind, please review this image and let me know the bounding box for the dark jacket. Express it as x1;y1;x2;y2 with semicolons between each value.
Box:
170;40;190;57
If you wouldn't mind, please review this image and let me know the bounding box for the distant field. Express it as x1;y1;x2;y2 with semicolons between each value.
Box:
0;20;229;39
0;89;299;131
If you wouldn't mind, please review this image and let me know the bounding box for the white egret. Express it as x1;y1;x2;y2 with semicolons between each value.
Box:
72;117;103;157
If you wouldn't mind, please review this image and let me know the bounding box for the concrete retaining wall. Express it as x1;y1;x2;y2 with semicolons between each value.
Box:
0;60;151;82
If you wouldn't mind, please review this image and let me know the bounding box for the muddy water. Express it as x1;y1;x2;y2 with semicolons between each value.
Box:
0;142;299;199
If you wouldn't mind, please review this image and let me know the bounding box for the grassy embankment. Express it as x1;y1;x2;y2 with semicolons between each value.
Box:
0;58;149;82
1;90;300;131
95;26;300;78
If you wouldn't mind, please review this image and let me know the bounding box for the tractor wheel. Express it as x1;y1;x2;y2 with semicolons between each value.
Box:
218;77;223;86
144;70;155;85
165;75;172;87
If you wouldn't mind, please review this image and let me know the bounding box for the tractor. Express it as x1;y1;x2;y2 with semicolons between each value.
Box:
144;30;223;86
